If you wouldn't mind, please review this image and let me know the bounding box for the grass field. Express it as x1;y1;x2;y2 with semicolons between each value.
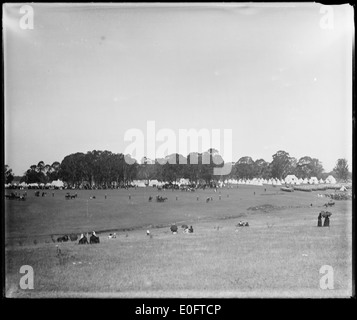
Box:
4;185;353;298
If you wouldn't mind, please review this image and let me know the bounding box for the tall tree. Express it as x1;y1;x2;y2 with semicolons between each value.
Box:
22;164;39;183
270;150;292;179
254;159;271;179
295;156;324;179
333;158;349;182
5;165;14;184
234;156;255;179
47;161;61;181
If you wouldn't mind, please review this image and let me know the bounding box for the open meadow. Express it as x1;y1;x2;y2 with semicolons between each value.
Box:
4;185;352;298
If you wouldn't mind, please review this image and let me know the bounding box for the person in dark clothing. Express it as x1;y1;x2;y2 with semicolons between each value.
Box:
323;216;330;227
170;224;178;234
317;212;322;227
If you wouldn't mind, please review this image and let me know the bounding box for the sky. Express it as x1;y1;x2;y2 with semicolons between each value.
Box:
3;3;354;176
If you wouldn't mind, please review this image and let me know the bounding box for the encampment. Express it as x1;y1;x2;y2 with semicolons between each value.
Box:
284;175;299;185
51;180;64;188
309;177;319;185
325;175;337;184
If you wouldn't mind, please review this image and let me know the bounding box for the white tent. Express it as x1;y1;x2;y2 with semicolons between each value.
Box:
178;178;190;186
51;179;64;188
302;178;309;184
132;180;147;187
309;177;319;184
19;182;28;188
319;178;325;184
285;175;299;185
325;175;337;184
340;186;347;191
250;178;263;186
28;183;39;188
148;179;161;187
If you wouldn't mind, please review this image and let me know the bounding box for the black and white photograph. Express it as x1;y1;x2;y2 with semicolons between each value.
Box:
3;3;353;301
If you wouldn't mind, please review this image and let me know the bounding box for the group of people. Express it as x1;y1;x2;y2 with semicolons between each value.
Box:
237;221;249;227
170;224;193;234
78;231;100;244
317;212;330;227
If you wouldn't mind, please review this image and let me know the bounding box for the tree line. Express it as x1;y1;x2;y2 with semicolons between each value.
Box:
5;149;351;187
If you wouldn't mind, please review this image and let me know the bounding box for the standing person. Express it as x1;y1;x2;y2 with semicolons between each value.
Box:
317;212;322;227
323;215;330;227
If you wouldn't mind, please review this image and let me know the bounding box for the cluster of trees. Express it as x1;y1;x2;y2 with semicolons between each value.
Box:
5;149;351;187
17;161;61;184
5;165;14;184
231;151;325;180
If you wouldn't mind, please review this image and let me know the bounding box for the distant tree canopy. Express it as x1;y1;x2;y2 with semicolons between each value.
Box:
333;158;349;182
269;151;292;179
5;165;14;184
15;149;350;186
295;156;324;179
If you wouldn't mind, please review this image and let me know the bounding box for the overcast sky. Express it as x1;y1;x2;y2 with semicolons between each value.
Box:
4;3;353;176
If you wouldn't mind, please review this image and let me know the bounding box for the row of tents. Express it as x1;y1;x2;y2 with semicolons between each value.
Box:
130;175;338;188
218;175;337;186
5;175;339;189
5;179;65;189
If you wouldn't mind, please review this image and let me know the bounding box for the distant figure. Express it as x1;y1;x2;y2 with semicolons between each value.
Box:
78;234;88;245
188;226;194;233
323;216;330;227
254;192;255;195
105;194;107;199
146;230;150;236
148;196;153;202
170;224;178;234
317;212;322;227
265;188;266;192
57;235;69;242
52;192;55;197
90;231;100;244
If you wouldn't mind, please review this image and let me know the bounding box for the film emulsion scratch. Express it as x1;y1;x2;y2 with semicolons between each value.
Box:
3;3;353;299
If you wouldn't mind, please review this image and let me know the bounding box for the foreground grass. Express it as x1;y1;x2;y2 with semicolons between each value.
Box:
5;191;352;298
